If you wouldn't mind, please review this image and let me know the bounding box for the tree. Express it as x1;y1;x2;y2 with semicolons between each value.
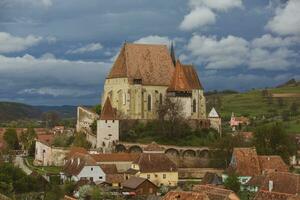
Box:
93;104;101;115
20;127;36;151
3;128;20;150
253;123;296;163
224;173;241;193
42;111;60;128
52;134;74;147
73;132;91;149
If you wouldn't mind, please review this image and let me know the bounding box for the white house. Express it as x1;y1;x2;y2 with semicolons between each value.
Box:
62;152;106;183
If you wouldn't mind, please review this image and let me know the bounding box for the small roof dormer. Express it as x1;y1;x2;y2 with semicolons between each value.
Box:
100;97;116;120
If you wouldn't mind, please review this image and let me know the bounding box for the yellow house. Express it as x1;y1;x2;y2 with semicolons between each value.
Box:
127;143;178;187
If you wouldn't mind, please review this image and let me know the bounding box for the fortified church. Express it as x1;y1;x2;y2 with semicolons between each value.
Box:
76;42;217;151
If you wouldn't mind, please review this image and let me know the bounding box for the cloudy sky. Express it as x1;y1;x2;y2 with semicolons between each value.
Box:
0;0;300;105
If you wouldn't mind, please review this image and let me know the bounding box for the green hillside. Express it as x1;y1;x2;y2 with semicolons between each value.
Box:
0;102;42;122
206;83;300;133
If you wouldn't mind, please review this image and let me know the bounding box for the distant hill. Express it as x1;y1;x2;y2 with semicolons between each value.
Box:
0;102;42;122
0;102;78;122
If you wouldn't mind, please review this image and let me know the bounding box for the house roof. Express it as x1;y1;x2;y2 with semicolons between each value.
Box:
200;172;222;185
133;153;177;173
254;190;294;200
208;107;220;118
91;153;140;162
182;64;203;89
37;134;54;145
107;43;175;86
193;185;239;200
99;164;118;174
100;97;116;120
162;191;210;200
122;176;157;190
167;60;192;92
66;147;88;159
63;153;97;176
226;148;261;177
258;156;289;173
105;174;125;184
260;172;300;195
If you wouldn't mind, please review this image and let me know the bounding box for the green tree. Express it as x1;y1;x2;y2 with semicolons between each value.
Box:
253;123;296;163
20;127;36;151
93;104;101;115
224;173;241;193
3;128;20;150
73;132;91;149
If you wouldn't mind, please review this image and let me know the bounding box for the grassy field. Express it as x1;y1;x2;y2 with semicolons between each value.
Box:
207;84;300;133
26;157;62;175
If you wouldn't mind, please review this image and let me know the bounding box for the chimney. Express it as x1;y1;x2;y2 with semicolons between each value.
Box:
269;180;273;192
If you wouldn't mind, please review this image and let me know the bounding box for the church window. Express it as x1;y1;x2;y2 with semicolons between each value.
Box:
123;91;126;105
147;95;152;111
193;99;196;113
159;94;163;105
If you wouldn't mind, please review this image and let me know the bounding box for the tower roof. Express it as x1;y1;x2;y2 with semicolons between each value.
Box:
208;107;220;118
167;60;192;92
170;41;176;66
100;97;116;120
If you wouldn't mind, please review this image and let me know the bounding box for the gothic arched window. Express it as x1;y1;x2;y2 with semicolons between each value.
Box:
193;99;196;113
148;95;152;111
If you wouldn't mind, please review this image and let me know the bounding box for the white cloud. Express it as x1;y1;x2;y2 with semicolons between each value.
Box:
187;34;249;69
251;34;300;48
134;35;171;46
0;54;111;97
19;87;94;97
180;0;242;31
0;32;42;53
266;0;300;36
66;43;103;54
249;48;298;70
179;7;216;31
189;0;242;11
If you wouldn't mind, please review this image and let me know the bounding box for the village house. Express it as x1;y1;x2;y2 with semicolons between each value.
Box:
254;190;300;200
62;152;106;183
122;176;158;196
162;191;210;200
230;113;250;131
223;147;289;191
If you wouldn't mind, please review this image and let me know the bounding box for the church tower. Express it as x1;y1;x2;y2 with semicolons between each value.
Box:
96;97;119;152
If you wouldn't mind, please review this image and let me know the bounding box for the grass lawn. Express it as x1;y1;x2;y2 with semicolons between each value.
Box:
26;157;62;175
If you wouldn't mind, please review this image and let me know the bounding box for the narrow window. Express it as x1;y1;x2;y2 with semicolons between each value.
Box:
99;176;103;179
193;99;196;113
159;94;163;105
163;174;166;179
147;95;152;111
123;92;126;105
147;174;150;179
91;167;93;171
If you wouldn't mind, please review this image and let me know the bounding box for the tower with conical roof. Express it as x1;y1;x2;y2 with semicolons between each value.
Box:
96;97;119;152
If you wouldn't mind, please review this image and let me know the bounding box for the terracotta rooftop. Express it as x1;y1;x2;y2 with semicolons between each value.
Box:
162;191;209;200
133;153;177;173
91;153;139;162
64;195;77;200
200;172;222;185
105;174;125;184
226;148;261;177
260;172;300;195
37;134;54;145
193;185;240;200
66;147;88;159
122;176;156;190
258;156;289;173
99;164;118;174
167;60;192;92
182;64;203;89
100;97;116;120
63;153;97;176
254;190;294;200
108;43;175;86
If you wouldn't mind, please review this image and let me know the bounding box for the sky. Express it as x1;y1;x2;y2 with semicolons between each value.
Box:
0;0;300;106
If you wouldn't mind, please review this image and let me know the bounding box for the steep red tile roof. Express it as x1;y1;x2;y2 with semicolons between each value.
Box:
167;60;192;92
100;97;116;120
105;174;125;184
258;156;289;173
108;43;175;86
133;153;177;173
182;64;203;89
66;147;88;159
63;153;97;176
260;172;300;195
162;191;210;200
122;176;157;190
226;148;261;177
193;185;240;200
99;164;118;174
254;190;294;200
91;153;139;162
